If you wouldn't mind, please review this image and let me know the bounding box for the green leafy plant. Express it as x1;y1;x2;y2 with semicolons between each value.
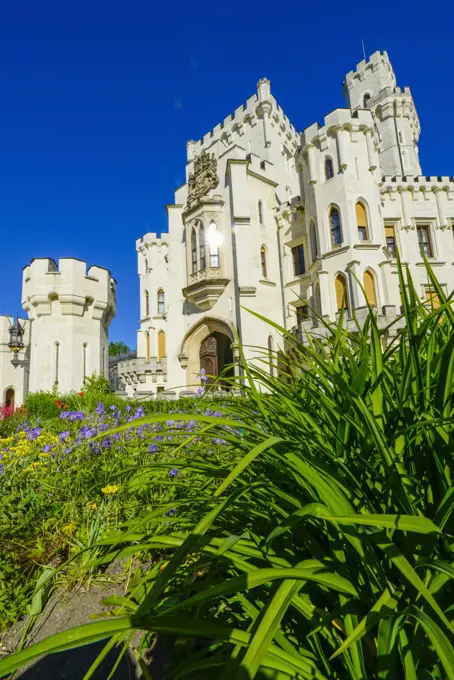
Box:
1;259;453;679
82;372;112;396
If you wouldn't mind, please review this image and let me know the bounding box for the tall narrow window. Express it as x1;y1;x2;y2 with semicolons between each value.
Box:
364;270;377;307
191;228;197;274
385;225;396;257
325;157;334;181
83;342;88;379
157;289;165;315
144;290;149;317
356;201;369;241
268;335;274;377
330;207;342;247
335;274;348;312
417;226;433;258
144;258;148;274
363;93;371;108
158;331;166;361
310;221;318;262
398;130;404;144
54;342;60;385
199;224;206;270
292;245;305;276
208;222;220;268
260;246;268;278
258;200;264;225
145;332;150;363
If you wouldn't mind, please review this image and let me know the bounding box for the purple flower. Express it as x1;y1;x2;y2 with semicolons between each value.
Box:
169;468;179;477
197;386;205;396
113;433;121;442
41;444;51;453
95;401;105;416
27;427;42;441
156;435;163;441
134;406;145;419
59;430;70;443
148;444;158;454
110;405;117;411
101;437;111;449
126;405;131;413
137;426;144;438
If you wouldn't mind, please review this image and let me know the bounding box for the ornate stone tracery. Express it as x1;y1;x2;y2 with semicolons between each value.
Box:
187;150;219;209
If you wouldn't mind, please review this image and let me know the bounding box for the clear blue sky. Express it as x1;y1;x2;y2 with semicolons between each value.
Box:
1;1;453;348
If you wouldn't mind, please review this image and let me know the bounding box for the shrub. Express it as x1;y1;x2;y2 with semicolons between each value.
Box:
23;392;61;420
82;372;111;396
1;261;453;679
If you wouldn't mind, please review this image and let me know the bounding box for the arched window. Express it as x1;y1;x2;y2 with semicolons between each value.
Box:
145;332;150;363
363;93;371;108
144;290;149;317
191;227;197;274
199;224;206;270
258;200;264;225
268;335;274;377
329;207;342;247
335;274;348;312
325;157;334;181
260;246;268;278
208;222;220;267
355;201;369;241
144;258;148;274
310;221;318;261
157;289;165;315
364;270;377;307
157;330;166;361
398;130;404;144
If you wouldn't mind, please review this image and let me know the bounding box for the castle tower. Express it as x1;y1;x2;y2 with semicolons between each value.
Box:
343;51;421;177
22;258;116;394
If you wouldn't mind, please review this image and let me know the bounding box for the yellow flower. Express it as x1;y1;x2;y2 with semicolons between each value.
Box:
62;522;77;536
86;501;98;510
39;452;50;459
23;461;41;473
101;484;119;495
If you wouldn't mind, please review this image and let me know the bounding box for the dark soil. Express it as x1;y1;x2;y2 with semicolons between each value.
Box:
0;562;170;679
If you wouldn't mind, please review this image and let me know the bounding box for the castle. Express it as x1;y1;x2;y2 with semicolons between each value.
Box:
0;259;116;409
1;50;453;405
119;50;454;396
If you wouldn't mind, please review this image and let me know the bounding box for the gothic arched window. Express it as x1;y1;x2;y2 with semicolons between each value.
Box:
325;157;334;181
191;227;197;274
144;290;149;317
157;289;165;315
258;200;264;225
157;330;166;360
260;246;268;278
199;224;206;270
355;201;369;241
329;207;342;247
364;270;377;307
310;220;318;262
335;274;349;312
363;93;371;108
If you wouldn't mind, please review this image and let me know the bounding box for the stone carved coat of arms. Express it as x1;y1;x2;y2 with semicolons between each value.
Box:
187;150;219;209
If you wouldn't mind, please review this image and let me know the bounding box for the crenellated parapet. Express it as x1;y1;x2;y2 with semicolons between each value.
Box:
344;50;396;92
22;258;116;325
186;79;300;163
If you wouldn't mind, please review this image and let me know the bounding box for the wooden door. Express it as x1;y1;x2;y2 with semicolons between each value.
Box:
199;335;218;384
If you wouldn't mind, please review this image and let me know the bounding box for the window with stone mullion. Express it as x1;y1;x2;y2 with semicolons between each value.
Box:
417;226;433;258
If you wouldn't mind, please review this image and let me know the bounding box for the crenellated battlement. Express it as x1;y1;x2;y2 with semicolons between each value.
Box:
344;50;395;90
301;108;374;148
381;175;454;192
186;81;299;161
136;234;169;250
22;258;116;323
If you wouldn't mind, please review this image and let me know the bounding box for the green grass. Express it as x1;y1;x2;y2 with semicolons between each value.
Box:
0;259;453;679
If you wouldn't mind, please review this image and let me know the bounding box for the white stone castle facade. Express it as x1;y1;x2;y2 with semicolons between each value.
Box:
1;50;453;407
0;259;116;408
119;50;454;396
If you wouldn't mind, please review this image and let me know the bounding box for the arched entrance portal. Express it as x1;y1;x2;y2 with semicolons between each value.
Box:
199;332;234;385
4;388;15;411
179;317;236;388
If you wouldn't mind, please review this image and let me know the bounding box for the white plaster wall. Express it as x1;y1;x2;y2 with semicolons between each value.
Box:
22;258;116;394
0;316;30;408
